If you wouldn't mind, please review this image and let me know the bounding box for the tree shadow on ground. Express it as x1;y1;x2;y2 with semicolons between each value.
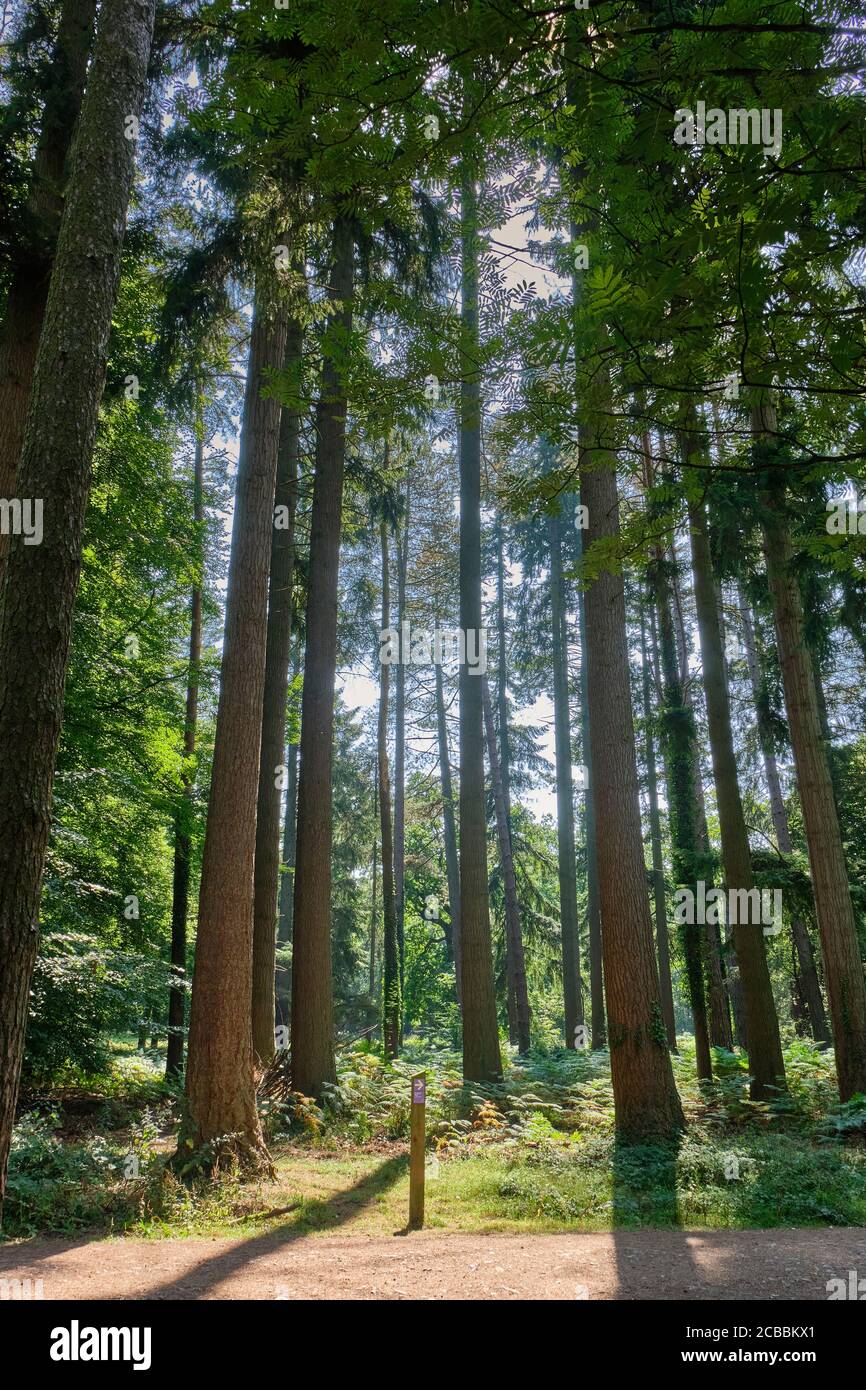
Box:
146;1152;409;1299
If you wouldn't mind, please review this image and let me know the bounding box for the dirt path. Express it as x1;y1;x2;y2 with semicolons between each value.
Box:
2;1228;864;1300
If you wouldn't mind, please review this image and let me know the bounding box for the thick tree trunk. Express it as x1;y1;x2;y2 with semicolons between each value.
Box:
0;0;156;1214
166;423;205;1080
575;509;605;1047
290;215;354;1097
0;0;97;575
379;521;400;1059
434;660;461;1000
756;405;866;1100
548;511;585;1046
640;602;677;1050
182;295;287;1168
482;677;531;1053
458;170;501;1082
737;588;830;1046
579;439;684;1139
251;317;302;1065
686;488;785;1098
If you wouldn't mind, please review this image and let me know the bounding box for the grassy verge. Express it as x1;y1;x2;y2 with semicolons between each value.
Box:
4;1037;865;1240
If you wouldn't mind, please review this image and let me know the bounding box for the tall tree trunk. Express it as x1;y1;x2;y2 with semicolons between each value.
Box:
650;552;714;1081
482;677;531;1053
275;639;300;1030
251;316;302;1065
737;588;830;1046
666;534;734;1051
379;521;400;1059
182;294;287;1167
166;416;205;1080
549;510;584;1046
756;404;866;1100
579;446;684;1139
575;505;605;1047
368;821;378;999
640;602;677;1050
0;0;97;575
0;0;156;1214
458;169;501;1082
277;639;300;946
291;215;354;1097
686;485;785;1098
394;487;408;1020
434;659;461;1000
494;516;518;1045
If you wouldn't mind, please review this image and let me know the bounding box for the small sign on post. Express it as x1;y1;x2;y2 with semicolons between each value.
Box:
409;1071;426;1230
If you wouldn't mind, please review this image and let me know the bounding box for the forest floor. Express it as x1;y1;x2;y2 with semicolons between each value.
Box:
5;1039;866;1284
2;1227;865;1300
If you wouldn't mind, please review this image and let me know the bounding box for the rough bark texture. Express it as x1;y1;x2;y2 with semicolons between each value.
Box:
182;297;287;1168
434;659;461;999
0;0;97;574
290;216;354;1097
277;641;300;947
166;428;205;1079
548;511;584;1046
0;0;156;1212
687;490;786;1098
482;676;531;1053
458;172;501;1082
757;404;866;1100
251;318;302;1065
579;447;684;1140
738;588;830;1046
576;522;605;1048
640;603;677;1050
379;521;400;1059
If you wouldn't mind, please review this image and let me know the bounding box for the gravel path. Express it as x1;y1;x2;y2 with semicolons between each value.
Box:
1;1228;864;1300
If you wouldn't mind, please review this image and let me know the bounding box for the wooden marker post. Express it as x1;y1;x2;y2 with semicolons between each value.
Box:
409;1072;426;1229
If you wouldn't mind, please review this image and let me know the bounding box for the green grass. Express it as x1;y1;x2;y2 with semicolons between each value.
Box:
4;1036;865;1240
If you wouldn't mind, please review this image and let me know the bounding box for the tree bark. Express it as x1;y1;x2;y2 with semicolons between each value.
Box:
756;402;866;1100
650;550;714;1082
0;0;97;575
640;601;677;1050
686;486;786;1098
482;676;531;1053
434;659;461;1000
290;215;354;1097
737;588;830;1046
575;516;605;1047
394;490;408;1020
458;169;501;1082
251;315;302;1065
181;294;287;1168
579;442;684;1139
0;0;156;1212
548;510;585;1046
166;418;205;1080
379;521;400;1058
